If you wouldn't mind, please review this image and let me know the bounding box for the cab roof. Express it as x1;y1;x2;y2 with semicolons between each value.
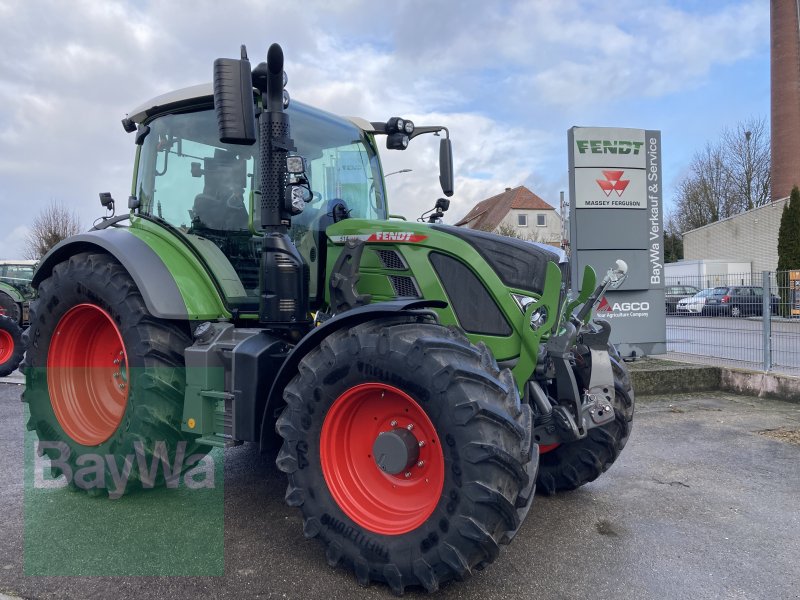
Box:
125;83;374;133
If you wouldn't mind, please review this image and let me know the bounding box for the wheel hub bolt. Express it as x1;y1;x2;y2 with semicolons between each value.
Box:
113;358;120;365
119;383;125;390
406;424;414;430
418;441;425;447
417;460;425;468
390;420;398;427
404;472;411;478
113;372;120;378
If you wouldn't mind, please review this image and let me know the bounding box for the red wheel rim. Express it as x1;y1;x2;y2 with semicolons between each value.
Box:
539;443;560;454
47;304;129;446
0;329;13;364
320;383;445;535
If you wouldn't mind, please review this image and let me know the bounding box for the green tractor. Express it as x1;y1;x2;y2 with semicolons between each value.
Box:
24;44;634;593
0;260;35;376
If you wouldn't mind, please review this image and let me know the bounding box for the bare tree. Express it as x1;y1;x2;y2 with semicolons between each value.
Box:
674;143;733;231
492;222;544;242
674;116;770;232
25;201;82;260
721;117;771;211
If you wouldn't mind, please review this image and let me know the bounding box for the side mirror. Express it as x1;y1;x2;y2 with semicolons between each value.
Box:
439;137;454;197
213;45;256;145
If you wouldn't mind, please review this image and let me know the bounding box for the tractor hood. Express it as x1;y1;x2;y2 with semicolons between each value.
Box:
431;224;567;296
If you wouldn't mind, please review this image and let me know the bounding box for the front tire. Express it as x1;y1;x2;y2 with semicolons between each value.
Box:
0;316;24;377
537;355;634;495
23;252;209;496
276;318;535;594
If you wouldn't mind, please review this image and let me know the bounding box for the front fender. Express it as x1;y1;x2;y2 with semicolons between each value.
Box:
259;299;447;450
0;282;24;303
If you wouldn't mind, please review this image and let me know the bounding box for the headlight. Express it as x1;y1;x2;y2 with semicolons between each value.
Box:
511;294;547;330
511;293;536;312
286;155;306;174
530;307;548;330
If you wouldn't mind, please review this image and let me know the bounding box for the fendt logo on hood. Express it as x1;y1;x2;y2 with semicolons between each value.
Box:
597;297;650;318
576;139;644;155
596;170;630;197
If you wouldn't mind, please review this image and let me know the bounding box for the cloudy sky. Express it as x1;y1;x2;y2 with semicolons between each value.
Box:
0;0;769;258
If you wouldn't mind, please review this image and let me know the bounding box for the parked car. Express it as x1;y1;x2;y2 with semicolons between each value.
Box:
676;288;715;315
665;284;701;314
703;285;780;317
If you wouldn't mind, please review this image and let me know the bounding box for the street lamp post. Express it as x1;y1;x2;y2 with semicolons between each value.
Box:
385;168;412;178
745;130;752;211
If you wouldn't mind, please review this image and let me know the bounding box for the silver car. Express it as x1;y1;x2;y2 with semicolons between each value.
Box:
676;288;715;315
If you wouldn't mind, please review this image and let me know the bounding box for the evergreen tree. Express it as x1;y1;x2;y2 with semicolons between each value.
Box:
776;186;800;315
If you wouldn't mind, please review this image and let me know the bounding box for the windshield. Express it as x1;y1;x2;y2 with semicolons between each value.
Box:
136;102;385;230
134;101;386;307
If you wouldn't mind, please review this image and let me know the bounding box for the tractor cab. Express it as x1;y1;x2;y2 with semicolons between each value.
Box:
128;86;386;312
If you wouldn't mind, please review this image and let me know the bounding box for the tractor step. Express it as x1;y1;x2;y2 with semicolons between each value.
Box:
196;434;243;448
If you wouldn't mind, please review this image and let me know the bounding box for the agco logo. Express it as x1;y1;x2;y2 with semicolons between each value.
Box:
597;298;650;318
596;170;630;197
576;140;644;155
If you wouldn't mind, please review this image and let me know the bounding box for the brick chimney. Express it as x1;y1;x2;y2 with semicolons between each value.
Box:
771;0;800;200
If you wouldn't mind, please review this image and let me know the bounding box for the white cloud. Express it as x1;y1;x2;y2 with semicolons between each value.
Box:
0;0;769;259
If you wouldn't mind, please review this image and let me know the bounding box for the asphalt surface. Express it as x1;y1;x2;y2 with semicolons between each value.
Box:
1;382;799;599
666;315;800;375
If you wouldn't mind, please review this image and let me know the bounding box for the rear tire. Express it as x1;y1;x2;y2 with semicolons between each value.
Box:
276;318;535;593
0;292;21;324
537;355;634;495
0;316;24;377
23;252;210;496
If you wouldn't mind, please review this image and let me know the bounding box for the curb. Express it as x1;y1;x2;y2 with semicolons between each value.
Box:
628;358;800;403
630;363;720;396
720;368;800;403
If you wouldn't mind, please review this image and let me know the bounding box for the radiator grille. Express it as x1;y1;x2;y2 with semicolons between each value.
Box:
388;275;420;298
376;249;407;270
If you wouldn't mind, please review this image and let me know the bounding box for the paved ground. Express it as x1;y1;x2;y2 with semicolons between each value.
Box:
1;382;799;599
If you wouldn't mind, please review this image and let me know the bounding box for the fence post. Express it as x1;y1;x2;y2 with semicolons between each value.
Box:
762;271;772;371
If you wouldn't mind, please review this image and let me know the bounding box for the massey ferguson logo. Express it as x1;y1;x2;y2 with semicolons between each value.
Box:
596;171;630;197
597;297;650;318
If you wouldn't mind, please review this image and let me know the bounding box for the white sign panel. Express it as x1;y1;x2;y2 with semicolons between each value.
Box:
572;127;646;169
574;168;648;209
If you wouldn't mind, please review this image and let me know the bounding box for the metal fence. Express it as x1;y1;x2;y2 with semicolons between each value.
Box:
665;271;800;376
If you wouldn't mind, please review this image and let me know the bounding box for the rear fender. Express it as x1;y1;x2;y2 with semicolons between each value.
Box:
32;228;229;320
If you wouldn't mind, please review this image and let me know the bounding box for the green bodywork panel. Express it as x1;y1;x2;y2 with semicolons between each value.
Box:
565;265;597;324
0;281;26;303
127;217;231;320
325;219;570;392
